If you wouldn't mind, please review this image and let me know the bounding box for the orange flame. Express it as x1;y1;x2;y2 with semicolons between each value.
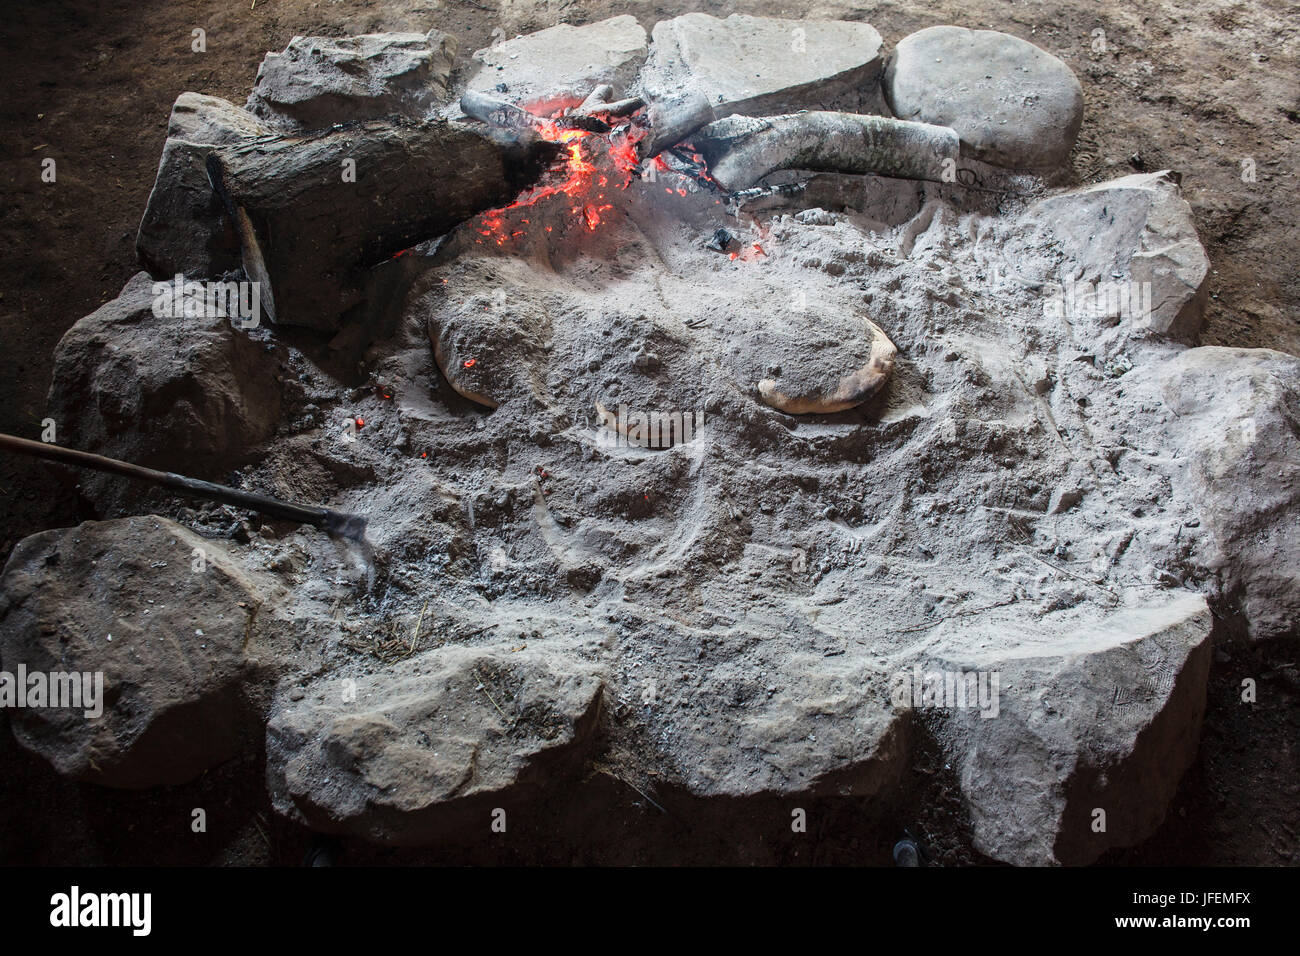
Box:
470;113;650;245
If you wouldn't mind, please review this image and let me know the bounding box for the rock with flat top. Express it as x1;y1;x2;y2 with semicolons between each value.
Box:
885;25;1083;168
465;16;647;115
47;271;283;512
939;594;1212;865
1026;171;1210;342
266;644;604;844
246;30;457;130
1157;347;1300;641
640;13;885;154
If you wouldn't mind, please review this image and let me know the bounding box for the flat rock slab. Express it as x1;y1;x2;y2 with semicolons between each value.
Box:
465;15;648;114
641;13;883;115
0;516;265;788
136;93;272;279
1025;171;1210;342
166;90;271;144
885;25;1083;168
267;645;604;844
639;13;884;153
247;30;457;130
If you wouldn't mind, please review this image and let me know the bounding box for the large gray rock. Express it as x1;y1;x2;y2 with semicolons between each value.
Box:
1026;171;1211;343
0;516;266;787
641;13;884;115
464;16;647;114
639;13;885;153
939;594;1213;865
267;645;604;844
885;25;1083;168
246;30;457;130
47;271;282;511
136;93;273;279
1159;347;1300;641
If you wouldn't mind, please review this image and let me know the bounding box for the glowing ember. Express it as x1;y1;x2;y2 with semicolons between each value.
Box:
470;110;649;245
461;105;755;259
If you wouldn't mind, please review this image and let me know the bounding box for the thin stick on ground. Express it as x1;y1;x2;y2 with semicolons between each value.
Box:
409;601;428;654
473;667;514;729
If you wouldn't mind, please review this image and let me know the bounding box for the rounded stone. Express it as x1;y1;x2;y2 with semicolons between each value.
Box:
884;25;1084;169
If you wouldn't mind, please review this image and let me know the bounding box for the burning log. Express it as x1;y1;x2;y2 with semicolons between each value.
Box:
459;89;540;132
206;118;559;332
0;433;367;539
570;85;644;123
692;111;961;192
640;91;716;159
461;85;644;136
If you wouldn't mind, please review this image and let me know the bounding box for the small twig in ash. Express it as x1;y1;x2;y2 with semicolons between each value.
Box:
473;667;514;728
409;601;428;653
251;813;271;850
1019;548;1118;596
896;597;1018;633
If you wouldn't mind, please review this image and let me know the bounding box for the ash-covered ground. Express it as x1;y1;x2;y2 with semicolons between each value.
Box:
2;9;1297;867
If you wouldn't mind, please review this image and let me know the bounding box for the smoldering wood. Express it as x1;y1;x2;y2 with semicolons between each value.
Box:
659;147;725;194
692;111;962;191
461;86;644;135
206;118;560;332
0;433;367;539
640;91;716;159
570;85;644;120
459;89;540;131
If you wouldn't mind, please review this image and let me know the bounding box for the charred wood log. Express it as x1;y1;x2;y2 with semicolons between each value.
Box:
459;89;541;132
640;91;716;159
569;84;644;126
461;86;643;135
206;118;559;332
692;112;961;192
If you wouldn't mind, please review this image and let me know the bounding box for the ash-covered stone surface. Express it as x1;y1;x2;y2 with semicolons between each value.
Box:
463;15;648;115
46;271;283;514
886;25;1085;169
246;30;458;131
641;13;886;118
5;16;1297;865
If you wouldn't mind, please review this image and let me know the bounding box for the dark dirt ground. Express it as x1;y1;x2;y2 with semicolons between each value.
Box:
0;0;1296;865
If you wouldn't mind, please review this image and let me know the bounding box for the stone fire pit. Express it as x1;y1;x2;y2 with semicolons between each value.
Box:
2;14;1297;865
